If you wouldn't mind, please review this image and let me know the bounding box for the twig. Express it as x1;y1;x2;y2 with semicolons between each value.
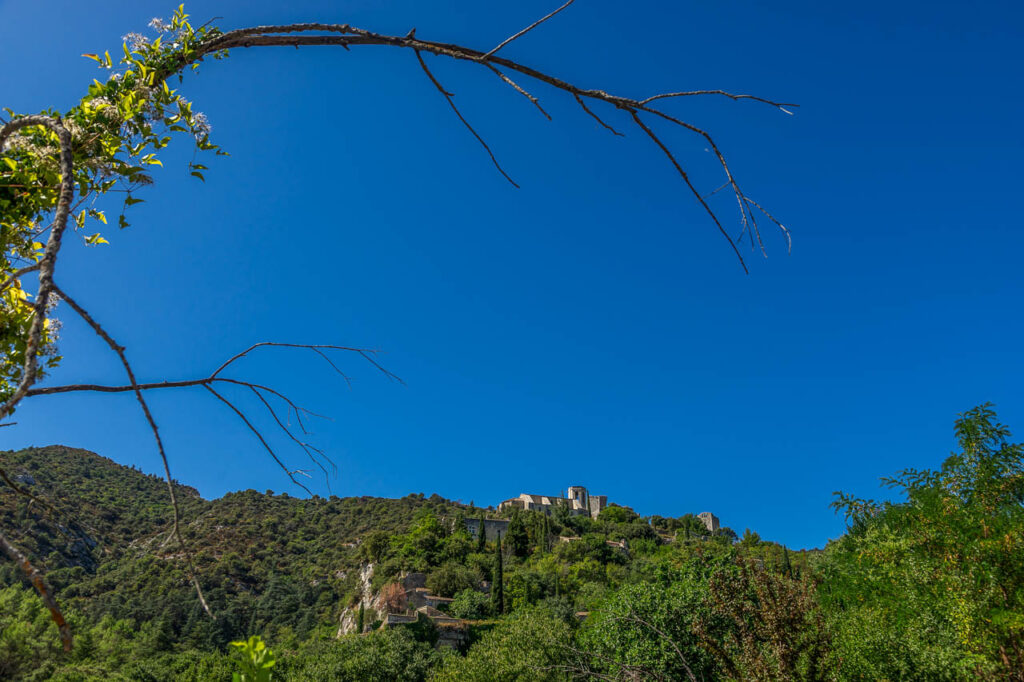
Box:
485;63;551;120
629;111;748;273
574;93;623;136
414;50;519;188
483;0;577;58
203;384;314;495
211;341;384;379
246;385;335;489
640;89;798;112
745;196;791;253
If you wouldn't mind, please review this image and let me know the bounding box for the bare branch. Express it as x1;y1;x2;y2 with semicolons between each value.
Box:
185;25;792;266
0;530;72;651
202;384;314;495
483;0;577;59
640;89;798;112
51;284;213;618
22;339;395;485
211;341;387;379
574;93;624;136
745;196;791;253
414;50;519;188
485;63;552;120
629;111;749;273
246;385;335;489
25;370;346;485
641;107;765;256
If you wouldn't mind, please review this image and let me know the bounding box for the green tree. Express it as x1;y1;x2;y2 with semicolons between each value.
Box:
579;572;718;681
826;403;1024;680
426;562;478;598
278;629;437;682
505;512;529;559
475;516;486;554
432;606;572;682
448;589;491;620
739;528;761;547
492;538;505;616
360;531;391;565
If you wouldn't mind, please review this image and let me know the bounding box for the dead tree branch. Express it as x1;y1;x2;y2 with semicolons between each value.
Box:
50;283;214;618
415;50;520;187
25;343;391;488
483;0;577;58
0;530;72;651
182;16;792;271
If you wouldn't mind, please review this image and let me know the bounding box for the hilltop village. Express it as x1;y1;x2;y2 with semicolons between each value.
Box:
337;484;726;644
477;484;720;538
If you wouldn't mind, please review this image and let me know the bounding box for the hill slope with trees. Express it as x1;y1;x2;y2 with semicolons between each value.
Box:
2;403;1023;680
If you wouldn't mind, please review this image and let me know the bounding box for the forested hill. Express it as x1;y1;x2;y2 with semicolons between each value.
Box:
3;407;1023;682
0;446;479;674
0;444;751;679
0;446;467;571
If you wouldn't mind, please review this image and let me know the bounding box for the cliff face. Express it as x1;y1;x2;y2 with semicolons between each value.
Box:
337;562;378;636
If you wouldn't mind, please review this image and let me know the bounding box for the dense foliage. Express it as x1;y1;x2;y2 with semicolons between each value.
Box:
2;403;1023;680
1;6;228;406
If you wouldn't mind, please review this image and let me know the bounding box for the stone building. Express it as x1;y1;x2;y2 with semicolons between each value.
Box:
464;517;509;542
498;485;608;519
698;511;720;532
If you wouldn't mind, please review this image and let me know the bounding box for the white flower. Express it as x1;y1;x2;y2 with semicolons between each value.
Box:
192;112;211;139
148;17;169;32
122;32;148;50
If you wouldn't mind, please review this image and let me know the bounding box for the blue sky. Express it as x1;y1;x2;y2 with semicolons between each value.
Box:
2;0;1022;549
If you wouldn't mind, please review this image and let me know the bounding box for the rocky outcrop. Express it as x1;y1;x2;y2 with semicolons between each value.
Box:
337;562;377;636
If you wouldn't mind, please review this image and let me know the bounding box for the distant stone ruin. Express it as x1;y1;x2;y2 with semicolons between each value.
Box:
498;485;608;519
698;511;720;532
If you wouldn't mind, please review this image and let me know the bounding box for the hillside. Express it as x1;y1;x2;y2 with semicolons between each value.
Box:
3;406;1022;682
0;444;759;679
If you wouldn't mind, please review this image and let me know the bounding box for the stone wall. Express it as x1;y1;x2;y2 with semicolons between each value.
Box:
465;518;509;542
